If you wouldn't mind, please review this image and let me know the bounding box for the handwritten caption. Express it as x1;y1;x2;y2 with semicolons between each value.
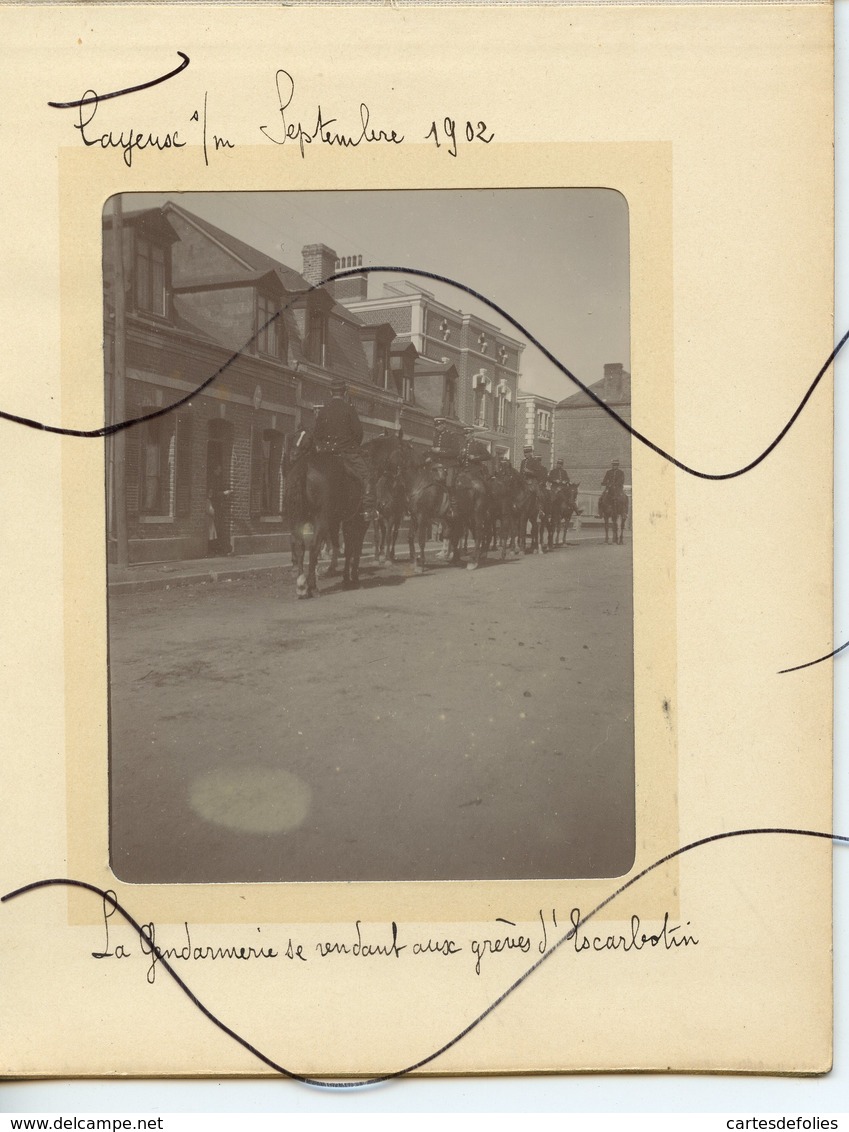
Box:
57;63;495;169
93;894;698;984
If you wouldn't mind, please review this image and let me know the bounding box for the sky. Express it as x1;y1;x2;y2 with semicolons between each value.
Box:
123;189;630;403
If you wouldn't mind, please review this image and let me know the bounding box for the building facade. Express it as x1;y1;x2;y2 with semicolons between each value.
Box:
336;275;525;463
516;392;557;469
103;205;435;565
553;362;632;509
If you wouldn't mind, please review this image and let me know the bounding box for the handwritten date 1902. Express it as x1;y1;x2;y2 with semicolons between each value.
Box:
425;117;494;157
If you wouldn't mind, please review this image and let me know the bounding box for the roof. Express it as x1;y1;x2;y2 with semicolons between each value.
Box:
171;268;289;294
160;201;366;327
414;358;457;377
556;374;630;411
162;202;309;293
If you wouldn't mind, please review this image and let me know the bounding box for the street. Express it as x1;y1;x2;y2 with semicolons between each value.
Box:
108;539;634;883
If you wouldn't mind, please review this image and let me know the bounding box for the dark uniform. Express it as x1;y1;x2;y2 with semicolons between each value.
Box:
601;461;626;493
600;460;625;517
431;418;463;460
461;428;490;467
520;449;547;483
548;461;571;486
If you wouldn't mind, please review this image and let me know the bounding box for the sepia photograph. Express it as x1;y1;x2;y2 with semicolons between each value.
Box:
104;189;634;884
0;0;838;1088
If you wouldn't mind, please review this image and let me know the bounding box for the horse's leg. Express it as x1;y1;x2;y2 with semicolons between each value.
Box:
305;525;321;597
476;496;489;567
352;517;367;583
342;517;365;586
450;515;464;565
415;514;427;574
467;503;483;570
388;509;401;561
292;527;309;599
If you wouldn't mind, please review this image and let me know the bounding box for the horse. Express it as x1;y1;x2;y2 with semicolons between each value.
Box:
598;486;629;545
362;435;421;564
373;466;407;563
282;429;368;596
483;461;522;560
515;477;547;555
407;462;451;574
448;461;490;569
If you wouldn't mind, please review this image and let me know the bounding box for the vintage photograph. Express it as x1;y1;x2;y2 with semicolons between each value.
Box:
104;189;634;884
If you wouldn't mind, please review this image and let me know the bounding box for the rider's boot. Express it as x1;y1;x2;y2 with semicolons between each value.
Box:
361;479;377;524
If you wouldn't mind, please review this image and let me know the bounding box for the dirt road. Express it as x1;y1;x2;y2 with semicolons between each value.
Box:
108;540;634;883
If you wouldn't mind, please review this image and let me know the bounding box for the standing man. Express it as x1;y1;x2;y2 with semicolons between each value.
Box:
314;379;375;520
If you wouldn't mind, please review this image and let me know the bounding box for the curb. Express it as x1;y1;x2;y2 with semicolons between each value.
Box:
107;534;615;595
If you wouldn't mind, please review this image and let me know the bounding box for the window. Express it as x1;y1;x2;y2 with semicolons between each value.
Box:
257;293;284;360
495;381;512;432
536;409;552;438
473;373;492;428
497;391;509;431
306;309;328;366
402;364;414;404
139;417;175;516
374;342;390;389
136;236;167;316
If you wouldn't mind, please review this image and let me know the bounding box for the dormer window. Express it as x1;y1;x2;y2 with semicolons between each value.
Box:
402;369;414;404
256;292;285;360
306;309;328;367
136;236;167;317
374;340;390;390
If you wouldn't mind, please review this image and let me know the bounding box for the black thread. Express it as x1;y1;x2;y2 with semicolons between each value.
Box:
3;826;845;1089
47;52;190;110
779;640;849;674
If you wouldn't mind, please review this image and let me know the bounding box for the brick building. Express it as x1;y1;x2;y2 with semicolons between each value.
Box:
553;362;631;506
516;392;557;469
335;275;525;462
103;203;434;565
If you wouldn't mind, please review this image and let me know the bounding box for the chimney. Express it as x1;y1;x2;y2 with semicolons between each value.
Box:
301;243;338;295
603;362;624;401
334;254;368;303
